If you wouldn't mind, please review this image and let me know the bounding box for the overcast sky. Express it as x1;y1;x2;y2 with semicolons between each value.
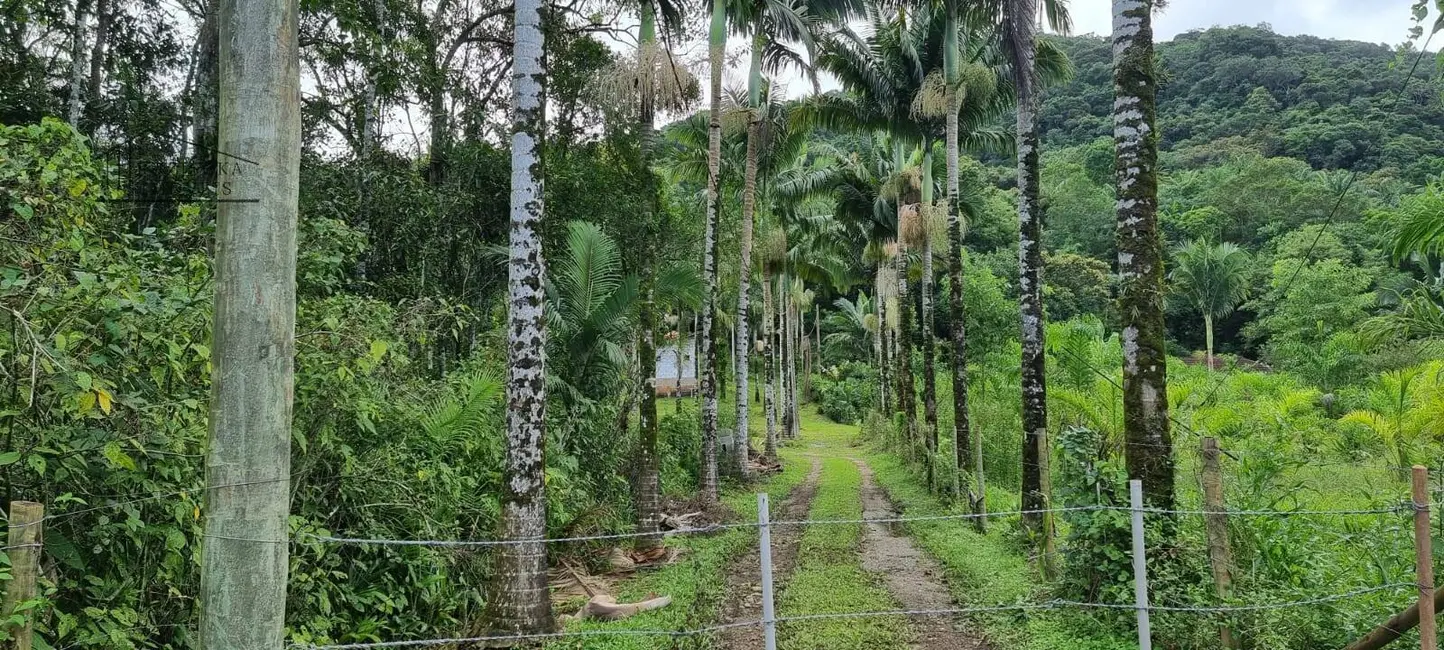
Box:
1069;0;1418;43
719;0;1426;104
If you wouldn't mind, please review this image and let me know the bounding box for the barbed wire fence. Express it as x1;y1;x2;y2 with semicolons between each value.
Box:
266;469;1434;650
5;454;1440;650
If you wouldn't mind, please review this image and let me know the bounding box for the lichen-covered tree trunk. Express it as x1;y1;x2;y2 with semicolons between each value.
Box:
762;275;778;459
734;108;759;478
896;252;917;449
632;6;662;553
775;294;786;436
488;0;554;633
877;266;890;413
945;95;974;503
87;0;108;109
788;298;799;438
360;0;387;156
199;0;299;644
1114;0;1174;511
635;290;662;552
67;0;89;126
920;151;940;491
1009;0;1048;533
698;0;725;503
193;0;219;189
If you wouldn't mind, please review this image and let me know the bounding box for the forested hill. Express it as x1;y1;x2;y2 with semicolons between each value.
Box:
1039;25;1444;179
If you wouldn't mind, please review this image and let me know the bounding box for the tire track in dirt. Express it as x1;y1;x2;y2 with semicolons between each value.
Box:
855;459;988;650
716;458;823;650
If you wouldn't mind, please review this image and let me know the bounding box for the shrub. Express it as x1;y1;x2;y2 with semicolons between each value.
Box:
813;362;877;424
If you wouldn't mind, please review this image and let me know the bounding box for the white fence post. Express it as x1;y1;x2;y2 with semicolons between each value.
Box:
758;493;777;650
1130;479;1153;650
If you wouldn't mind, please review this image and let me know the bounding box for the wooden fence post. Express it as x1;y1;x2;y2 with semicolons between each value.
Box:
4;501;44;650
1201;438;1238;648
1416;465;1437;650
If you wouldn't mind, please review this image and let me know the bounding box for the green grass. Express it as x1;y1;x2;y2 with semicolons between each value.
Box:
548;443;809;650
775;452;907;649
865;453;1134;650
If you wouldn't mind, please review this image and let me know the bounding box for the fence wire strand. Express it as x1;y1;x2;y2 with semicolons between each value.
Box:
289;583;1416;650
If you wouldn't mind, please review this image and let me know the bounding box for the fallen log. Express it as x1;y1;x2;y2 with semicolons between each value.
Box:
567;594;673;622
1343;588;1443;650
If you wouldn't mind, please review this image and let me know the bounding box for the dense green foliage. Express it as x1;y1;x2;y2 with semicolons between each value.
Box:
9;0;1444;645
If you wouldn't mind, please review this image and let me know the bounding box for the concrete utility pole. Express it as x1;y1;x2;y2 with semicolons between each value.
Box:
198;0;301;645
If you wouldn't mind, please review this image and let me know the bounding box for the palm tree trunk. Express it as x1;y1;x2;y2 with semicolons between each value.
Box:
763;274;778;459
877;266;890;413
943;24;975;506
779;282;791;438
489;0;554;632
198;0;299;643
633;3;662;554
698;0;726;503
897;251;917;453
790;298;800;437
774;295;784;439
735;32;764;478
1010;0;1048;534
635;291;662;552
920;148;940;492
1204;313;1214;371
1114;0;1174;512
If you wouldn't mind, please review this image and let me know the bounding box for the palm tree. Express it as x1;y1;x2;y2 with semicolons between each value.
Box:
491;0;553;631
599;0;697;555
1170;241;1251;371
760;226;787;458
827;291;876;360
1113;0;1172;512
730;0;849;477
1341;365;1434;473
700;0;727;503
998;0;1070;533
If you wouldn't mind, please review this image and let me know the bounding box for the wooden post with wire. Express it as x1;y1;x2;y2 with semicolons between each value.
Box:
1416;465;1437;650
1200;438;1238;648
4;501;44;650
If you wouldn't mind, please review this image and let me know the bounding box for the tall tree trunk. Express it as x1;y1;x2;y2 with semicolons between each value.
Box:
779;283;791;438
762;274;778;459
635;290;662;552
920;148;940;491
1010;0;1048;534
896;251;917;450
67;0;89;126
788;297;799;438
87;0;108;111
194;0;220;190
1204;314;1214;371
698;0;725;503
489;0;554;632
198;0;300;645
735;40;763;478
1114;0;1174;511
944;25;975;505
360;0;387;157
632;3;663;553
877;266;890;413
